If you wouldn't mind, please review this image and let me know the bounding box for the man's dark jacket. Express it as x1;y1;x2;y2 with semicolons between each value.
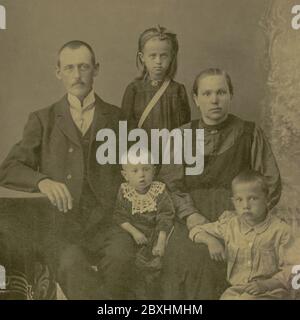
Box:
0;94;121;229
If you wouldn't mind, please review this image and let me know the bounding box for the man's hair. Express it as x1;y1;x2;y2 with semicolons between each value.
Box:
57;40;96;67
232;170;269;196
192;67;233;97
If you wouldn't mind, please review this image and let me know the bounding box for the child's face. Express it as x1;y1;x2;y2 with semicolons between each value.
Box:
139;37;172;80
122;163;155;193
193;75;232;125
232;182;268;226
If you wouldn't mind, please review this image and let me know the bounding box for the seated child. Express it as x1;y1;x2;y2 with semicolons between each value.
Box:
189;170;293;300
113;148;175;297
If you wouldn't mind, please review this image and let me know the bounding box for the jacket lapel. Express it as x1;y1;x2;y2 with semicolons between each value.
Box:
89;95;109;143
55;95;81;146
87;95;111;171
55;94;112;147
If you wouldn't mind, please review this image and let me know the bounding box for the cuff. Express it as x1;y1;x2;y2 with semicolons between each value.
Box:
177;206;198;220
188;225;203;242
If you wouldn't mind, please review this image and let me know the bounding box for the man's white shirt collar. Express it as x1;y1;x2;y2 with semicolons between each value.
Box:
67;90;96;135
67;90;96;112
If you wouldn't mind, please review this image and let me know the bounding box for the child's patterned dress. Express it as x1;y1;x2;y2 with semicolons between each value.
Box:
113;181;174;270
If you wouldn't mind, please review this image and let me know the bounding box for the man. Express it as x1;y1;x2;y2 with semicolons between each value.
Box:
0;41;121;299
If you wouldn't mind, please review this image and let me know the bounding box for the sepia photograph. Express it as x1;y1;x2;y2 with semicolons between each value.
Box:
0;0;300;306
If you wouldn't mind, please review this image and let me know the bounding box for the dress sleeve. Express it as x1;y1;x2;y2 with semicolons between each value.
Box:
121;82;138;130
0;112;48;192
155;188;175;234
251;125;282;209
178;84;191;125
189;210;235;242
113;187;131;226
158;160;201;221
157;131;208;222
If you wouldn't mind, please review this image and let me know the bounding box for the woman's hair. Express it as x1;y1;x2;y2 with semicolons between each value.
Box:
232;170;269;196
192;68;234;97
136;25;179;80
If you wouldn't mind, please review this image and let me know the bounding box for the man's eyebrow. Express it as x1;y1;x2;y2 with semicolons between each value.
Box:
63;63;89;66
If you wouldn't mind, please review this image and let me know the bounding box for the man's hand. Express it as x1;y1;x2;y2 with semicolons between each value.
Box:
38;178;73;212
206;237;226;262
132;230;148;245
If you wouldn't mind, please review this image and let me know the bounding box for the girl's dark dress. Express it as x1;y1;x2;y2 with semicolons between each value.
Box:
121;79;191;132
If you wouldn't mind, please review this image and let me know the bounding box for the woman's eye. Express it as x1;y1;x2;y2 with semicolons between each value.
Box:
218;90;227;95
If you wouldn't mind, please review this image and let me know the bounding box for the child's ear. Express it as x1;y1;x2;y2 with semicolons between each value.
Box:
230;196;235;206
121;170;128;181
138;51;144;63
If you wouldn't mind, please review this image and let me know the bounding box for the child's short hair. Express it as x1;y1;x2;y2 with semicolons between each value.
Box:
136;25;179;80
232;170;269;196
192;67;233;97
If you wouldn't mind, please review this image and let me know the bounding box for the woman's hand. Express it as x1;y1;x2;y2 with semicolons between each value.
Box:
152;243;165;257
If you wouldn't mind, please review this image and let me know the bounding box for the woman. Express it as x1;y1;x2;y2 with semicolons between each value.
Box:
159;68;281;299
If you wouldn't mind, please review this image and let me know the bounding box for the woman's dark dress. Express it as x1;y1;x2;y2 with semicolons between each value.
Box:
158;114;281;299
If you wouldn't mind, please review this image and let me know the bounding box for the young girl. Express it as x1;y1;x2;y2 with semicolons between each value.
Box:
121;25;191;133
113;149;175;298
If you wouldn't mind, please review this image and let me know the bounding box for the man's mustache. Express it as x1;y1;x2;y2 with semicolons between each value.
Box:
72;81;85;87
